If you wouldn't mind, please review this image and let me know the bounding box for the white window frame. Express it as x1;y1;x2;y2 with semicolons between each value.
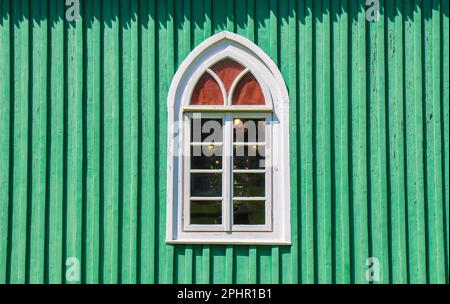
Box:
166;31;291;245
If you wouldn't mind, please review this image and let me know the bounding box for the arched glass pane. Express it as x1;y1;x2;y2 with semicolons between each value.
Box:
210;58;245;92
191;73;224;105
232;73;265;105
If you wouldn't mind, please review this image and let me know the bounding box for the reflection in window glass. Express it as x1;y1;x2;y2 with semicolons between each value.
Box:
233;145;265;169
191;201;222;224
191;145;223;169
191;173;222;197
233;201;265;225
233;173;265;197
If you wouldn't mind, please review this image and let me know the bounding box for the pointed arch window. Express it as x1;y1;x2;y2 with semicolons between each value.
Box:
167;32;291;245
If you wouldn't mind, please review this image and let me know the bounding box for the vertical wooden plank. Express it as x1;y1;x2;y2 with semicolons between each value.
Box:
194;246;203;283
212;0;226;34
65;0;84;284
423;0;446;284
184;246;193;283
156;0;174;284
279;0;297;284
298;0;315;284
332;0;351;284
315;0;332;284
191;0;205;45
0;0;11;285
442;0;450;284
139;0;157;284
173;0;189;284
166;0;176;284
246;0;254;41
29;0;48;284
226;0;234;32
101;0;120;284
155;1;168;283
253;0;271;284
258;248;271;284
204;0;212;37
234;0;247;37
350;0;369;284
248;247;257;284
201;246;210;283
367;0;390;284
119;0;138;284
9;0;29;284
224;246;233;283
234;247;249;284
287;0;300;285
404;0;427;283
386;0;408;284
47;0;65;284
84;0;101;284
255;0;269;55
269;0;280;284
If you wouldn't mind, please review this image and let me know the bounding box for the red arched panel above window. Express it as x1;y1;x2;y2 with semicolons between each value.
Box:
232;73;265;105
210;58;245;92
191;73;224;105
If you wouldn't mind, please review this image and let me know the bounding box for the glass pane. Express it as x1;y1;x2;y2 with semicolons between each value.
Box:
233;118;265;143
191;145;222;169
231;73;265;105
191;173;222;197
191;201;222;225
233;173;265;197
233;145;265;169
233;201;265;225
191;73;224;105
191;118;223;143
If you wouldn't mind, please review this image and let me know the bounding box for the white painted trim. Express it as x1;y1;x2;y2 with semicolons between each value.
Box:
205;68;227;105
227;67;250;105
166;31;291;245
182;106;273;113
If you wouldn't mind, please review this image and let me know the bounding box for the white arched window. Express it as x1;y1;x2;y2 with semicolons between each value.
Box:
166;32;291;244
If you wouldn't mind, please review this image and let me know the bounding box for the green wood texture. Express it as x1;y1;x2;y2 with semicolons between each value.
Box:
0;0;448;284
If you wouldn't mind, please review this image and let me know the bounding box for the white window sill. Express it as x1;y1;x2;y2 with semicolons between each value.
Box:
166;239;292;246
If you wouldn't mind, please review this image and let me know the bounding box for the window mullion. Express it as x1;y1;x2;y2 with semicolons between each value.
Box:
223;113;233;232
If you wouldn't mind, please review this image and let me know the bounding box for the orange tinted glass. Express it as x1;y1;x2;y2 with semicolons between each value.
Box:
191;73;224;105
232;73;265;105
210;58;245;92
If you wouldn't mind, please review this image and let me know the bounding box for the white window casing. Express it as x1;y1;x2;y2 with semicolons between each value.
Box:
166;31;291;245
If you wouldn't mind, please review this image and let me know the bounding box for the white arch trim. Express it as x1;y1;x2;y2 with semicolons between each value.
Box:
166;31;291;245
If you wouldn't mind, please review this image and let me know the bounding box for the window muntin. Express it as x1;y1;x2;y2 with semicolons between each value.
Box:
210;58;245;92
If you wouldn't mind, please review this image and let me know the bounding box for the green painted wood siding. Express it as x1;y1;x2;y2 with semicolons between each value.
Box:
0;0;448;284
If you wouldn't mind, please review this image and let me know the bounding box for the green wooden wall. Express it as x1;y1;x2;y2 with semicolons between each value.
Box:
0;0;448;284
